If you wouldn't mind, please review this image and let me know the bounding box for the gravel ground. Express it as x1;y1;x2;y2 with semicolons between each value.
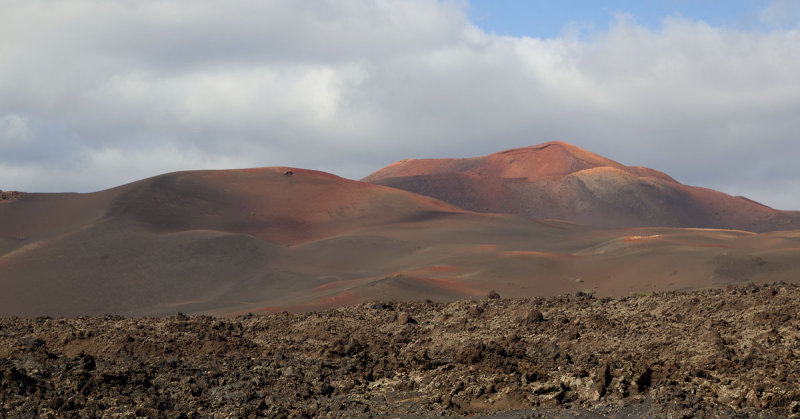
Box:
2;283;799;418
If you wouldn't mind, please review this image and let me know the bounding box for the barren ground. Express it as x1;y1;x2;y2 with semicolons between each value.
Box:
2;283;799;418
4;167;800;318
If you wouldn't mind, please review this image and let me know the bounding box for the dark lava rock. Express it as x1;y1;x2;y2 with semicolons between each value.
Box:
634;366;653;392
396;313;417;325
1;283;799;417
525;309;545;323
0;190;24;202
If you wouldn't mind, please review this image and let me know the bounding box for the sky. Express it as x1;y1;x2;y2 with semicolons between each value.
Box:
1;1;800;210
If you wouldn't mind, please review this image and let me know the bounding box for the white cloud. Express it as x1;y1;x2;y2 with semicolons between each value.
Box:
760;0;800;28
0;0;799;209
0;114;32;146
0;144;254;193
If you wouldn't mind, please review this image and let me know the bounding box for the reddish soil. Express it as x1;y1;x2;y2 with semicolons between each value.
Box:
0;168;479;316
363;141;800;232
2;166;800;317
106;167;466;245
2;160;800;417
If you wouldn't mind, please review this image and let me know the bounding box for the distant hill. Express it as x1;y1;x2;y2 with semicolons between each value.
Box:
363;141;800;232
0;168;477;316
103;167;465;245
2;156;800;317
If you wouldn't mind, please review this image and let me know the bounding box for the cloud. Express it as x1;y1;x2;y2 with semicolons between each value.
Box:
0;114;33;146
759;0;800;28
1;0;799;209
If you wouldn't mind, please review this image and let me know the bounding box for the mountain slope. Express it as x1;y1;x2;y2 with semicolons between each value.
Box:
2;161;800;317
363;141;800;231
104;167;466;244
0;167;477;316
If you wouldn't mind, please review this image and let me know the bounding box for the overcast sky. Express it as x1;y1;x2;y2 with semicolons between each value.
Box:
1;1;800;210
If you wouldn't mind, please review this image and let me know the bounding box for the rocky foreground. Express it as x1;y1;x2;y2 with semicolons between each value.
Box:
0;190;22;204
2;284;800;418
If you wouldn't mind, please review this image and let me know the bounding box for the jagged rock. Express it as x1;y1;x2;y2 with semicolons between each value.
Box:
525;309;545;323
396;313;417;325
0;284;798;416
634;366;652;392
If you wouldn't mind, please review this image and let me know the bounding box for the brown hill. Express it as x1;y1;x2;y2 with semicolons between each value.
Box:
2;164;800;317
0;168;476;316
363;141;800;232
104;167;466;245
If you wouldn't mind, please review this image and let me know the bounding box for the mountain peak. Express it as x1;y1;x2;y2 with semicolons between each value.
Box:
364;141;627;183
363;142;798;231
483;141;627;180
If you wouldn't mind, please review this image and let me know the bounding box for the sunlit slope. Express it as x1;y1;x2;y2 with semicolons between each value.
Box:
364;141;800;231
2;165;799;317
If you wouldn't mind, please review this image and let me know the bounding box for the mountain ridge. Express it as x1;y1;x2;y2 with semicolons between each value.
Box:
364;141;799;232
2;146;800;317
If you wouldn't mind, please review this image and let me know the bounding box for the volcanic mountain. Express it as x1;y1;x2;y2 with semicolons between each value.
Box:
0;168;483;316
363;141;800;232
3;160;800;317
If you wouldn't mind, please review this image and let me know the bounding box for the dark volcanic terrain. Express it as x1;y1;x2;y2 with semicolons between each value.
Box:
2;284;799;417
0;190;23;204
